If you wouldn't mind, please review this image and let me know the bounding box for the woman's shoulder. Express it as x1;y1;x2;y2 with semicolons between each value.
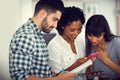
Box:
113;36;120;40
48;35;58;45
48;34;64;48
112;36;120;44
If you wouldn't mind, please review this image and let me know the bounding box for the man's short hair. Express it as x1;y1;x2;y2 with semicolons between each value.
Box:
34;0;64;15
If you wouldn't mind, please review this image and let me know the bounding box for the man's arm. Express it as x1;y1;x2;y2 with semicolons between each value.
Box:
9;33;34;80
27;72;76;80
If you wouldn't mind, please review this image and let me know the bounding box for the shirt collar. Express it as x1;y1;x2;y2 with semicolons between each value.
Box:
28;18;42;35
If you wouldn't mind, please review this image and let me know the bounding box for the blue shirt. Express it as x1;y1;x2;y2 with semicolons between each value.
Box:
9;18;52;80
92;37;120;78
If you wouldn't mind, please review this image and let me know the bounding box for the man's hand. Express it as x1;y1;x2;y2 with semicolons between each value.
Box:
56;72;77;80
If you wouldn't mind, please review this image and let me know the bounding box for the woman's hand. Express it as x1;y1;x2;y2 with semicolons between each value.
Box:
77;57;88;63
86;65;102;79
94;40;109;61
97;49;109;61
66;57;88;71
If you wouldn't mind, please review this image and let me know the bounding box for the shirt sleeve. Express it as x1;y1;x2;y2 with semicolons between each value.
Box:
116;37;120;58
9;33;34;80
48;41;63;73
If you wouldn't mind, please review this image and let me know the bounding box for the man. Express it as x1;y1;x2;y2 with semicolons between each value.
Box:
9;0;76;80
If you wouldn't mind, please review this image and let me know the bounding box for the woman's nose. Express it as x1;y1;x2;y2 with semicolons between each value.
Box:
74;30;80;36
91;38;97;42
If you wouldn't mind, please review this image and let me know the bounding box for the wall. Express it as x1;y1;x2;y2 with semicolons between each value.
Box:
63;0;116;34
0;0;23;80
0;0;34;79
0;0;117;80
84;0;116;34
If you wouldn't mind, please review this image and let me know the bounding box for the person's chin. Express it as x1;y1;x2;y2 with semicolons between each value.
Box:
44;28;53;33
46;30;51;33
48;28;53;33
45;31;50;33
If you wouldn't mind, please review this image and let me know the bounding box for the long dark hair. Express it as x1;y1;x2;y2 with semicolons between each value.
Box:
85;14;115;55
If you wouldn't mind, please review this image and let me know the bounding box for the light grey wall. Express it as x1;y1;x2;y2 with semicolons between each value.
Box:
0;0;117;80
0;0;23;80
63;0;116;34
84;0;116;34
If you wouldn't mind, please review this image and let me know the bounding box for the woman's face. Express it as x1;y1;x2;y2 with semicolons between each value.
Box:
62;20;82;42
87;33;105;46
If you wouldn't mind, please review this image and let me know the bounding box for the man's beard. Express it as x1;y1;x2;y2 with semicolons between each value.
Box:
41;17;52;33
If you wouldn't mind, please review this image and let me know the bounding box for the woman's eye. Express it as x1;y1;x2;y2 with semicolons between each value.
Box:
97;35;101;38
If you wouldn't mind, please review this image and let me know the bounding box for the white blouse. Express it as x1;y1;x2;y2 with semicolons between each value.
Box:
48;34;85;73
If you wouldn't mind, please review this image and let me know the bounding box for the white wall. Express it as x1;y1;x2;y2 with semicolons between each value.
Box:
22;0;33;23
84;0;116;34
63;0;116;34
0;0;117;80
0;0;29;80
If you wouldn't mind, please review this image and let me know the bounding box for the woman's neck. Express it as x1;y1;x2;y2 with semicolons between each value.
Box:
62;35;74;44
62;35;77;54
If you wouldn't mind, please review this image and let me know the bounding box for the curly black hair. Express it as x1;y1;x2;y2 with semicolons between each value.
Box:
57;6;85;35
